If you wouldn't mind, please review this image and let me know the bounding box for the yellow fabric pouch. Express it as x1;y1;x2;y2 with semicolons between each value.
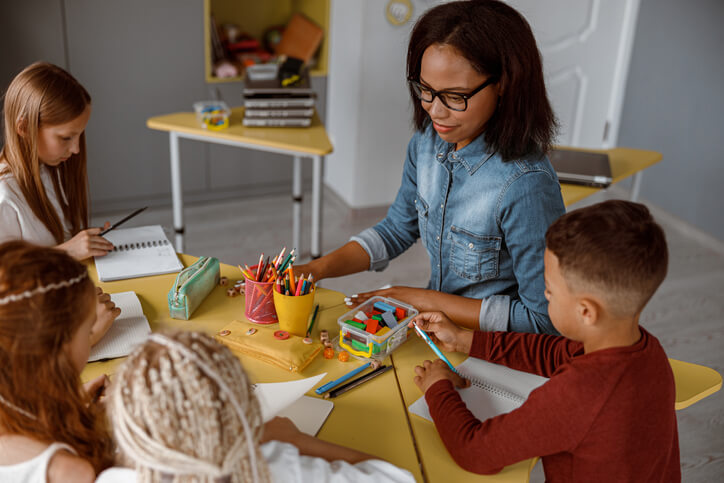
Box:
214;320;322;373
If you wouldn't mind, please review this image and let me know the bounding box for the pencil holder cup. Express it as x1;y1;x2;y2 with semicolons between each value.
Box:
273;287;316;337
244;278;277;324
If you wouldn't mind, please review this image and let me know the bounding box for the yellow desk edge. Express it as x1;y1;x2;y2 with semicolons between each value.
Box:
670;358;723;410
147;108;333;156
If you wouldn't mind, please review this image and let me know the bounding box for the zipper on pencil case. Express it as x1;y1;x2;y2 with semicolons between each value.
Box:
172;256;211;305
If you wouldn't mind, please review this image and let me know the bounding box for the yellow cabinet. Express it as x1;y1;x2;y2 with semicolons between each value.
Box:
204;0;329;83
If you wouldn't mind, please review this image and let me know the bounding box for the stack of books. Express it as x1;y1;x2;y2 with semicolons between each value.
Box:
242;70;316;127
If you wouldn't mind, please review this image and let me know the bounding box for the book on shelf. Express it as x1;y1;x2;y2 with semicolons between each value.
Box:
244;98;316;109
243;118;312;127
244;107;315;118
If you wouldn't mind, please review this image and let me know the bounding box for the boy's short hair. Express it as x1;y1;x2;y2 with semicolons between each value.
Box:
546;200;668;317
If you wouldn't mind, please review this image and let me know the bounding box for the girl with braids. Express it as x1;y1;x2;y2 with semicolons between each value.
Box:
0;62;120;346
98;331;415;483
0;241;114;482
295;0;565;335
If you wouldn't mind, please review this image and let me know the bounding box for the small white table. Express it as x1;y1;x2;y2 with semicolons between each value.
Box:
147;108;333;257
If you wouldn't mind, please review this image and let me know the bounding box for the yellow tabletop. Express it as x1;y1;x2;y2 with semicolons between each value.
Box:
558;147;663;206
392;336;720;482
670;358;723;410
146;107;333;156
391;337;537;483
83;256;422;481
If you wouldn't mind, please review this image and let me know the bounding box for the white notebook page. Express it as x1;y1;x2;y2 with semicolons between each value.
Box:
88;291;151;362
409;358;549;422
254;374;334;436
94;225;183;282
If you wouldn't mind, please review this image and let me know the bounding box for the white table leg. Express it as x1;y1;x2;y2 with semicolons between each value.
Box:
169;131;184;252
630;172;643;202
293;155;302;254
312;155;323;259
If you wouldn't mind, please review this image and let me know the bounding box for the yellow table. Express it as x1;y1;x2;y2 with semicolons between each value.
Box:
147;108;333;257
392;337;722;483
557;147;662;206
84;255;423;481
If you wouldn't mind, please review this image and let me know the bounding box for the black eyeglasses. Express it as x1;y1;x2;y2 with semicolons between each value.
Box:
408;77;498;112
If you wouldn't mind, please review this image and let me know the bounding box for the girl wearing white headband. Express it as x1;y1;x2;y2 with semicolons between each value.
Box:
98;331;415;483
0;241;114;482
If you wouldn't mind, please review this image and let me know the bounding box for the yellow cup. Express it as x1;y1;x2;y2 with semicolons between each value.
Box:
273;287;316;337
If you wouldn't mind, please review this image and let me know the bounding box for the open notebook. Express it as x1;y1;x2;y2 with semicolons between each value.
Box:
88;291;151;362
94;225;183;282
254;374;334;436
409;357;549;423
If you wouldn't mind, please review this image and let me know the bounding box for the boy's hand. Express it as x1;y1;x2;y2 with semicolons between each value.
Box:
414;359;469;393
409;311;472;353
261;416;304;445
58;223;114;260
90;287;121;346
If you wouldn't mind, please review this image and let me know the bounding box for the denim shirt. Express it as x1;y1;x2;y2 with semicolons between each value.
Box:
351;126;565;334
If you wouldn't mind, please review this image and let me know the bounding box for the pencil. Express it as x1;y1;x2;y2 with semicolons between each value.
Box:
306;304;320;337
325;365;394;399
99;206;148;236
315;361;373;395
255;253;264;281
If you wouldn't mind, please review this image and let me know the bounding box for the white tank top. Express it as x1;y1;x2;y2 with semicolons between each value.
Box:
0;442;77;483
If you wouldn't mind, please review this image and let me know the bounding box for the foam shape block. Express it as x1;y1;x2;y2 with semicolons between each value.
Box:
374;301;397;313
346;320;367;330
381;311;397;328
354;311;368;321
365;319;380;334
395;307;407;320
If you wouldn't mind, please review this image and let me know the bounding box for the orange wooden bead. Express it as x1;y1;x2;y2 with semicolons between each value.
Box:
323;347;335;359
338;351;350;362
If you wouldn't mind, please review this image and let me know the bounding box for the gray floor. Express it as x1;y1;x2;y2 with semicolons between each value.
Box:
93;185;724;481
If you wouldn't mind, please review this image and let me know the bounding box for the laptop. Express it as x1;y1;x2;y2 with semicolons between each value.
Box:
549;148;612;188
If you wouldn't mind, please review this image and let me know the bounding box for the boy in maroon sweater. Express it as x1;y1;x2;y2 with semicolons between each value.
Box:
411;200;680;482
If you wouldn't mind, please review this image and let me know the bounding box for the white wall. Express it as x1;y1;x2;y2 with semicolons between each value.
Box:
326;0;428;208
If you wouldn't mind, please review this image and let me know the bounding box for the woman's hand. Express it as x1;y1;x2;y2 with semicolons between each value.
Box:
345;286;431;310
414;359;469;394
261;416;304;445
58;222;113;260
409;311;472;353
292;260;324;283
90;287;121;346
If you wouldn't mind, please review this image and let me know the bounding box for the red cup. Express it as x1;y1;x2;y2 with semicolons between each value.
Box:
244;277;277;324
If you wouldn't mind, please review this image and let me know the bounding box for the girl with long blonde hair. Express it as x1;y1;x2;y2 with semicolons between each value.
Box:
0;61;113;259
98;331;416;483
0;241;114;482
0;61;120;346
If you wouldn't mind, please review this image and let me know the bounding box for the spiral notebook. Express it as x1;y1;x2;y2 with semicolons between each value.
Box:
88;291;151;362
94;225;183;282
409;357;549;422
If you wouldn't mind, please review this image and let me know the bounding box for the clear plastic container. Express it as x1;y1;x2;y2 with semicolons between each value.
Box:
336;296;418;360
193;101;231;130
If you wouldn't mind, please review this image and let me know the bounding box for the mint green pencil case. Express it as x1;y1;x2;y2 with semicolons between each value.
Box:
168;256;220;320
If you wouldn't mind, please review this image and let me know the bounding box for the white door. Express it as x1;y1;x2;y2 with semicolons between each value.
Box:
508;0;640;148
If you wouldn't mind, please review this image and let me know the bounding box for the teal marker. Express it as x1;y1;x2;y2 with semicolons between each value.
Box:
413;322;458;374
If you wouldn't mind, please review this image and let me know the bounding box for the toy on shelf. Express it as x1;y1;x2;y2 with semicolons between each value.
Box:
193;101;231;130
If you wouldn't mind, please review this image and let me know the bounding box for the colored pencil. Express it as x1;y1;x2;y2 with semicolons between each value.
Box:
325;365;393;399
306;304;320;337
315;362;372;395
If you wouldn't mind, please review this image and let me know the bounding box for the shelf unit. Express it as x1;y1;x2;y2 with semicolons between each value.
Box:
203;0;330;83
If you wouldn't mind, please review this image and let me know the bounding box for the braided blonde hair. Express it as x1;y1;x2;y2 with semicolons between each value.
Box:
108;331;271;483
